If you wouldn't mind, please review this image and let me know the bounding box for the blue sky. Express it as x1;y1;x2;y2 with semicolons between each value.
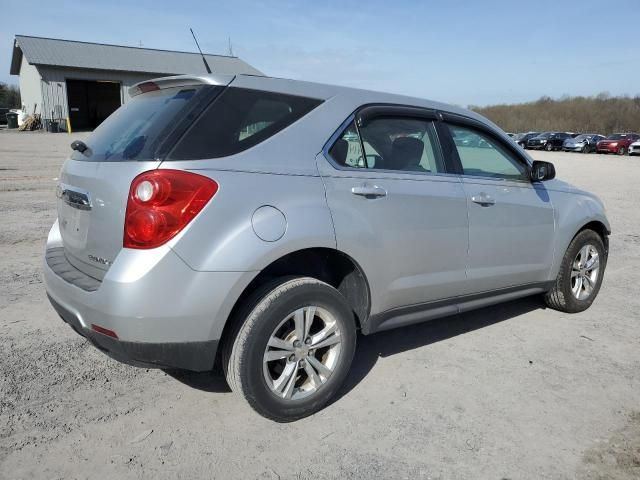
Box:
2;0;638;106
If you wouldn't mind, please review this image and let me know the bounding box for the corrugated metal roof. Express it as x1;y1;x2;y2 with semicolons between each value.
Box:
10;35;263;76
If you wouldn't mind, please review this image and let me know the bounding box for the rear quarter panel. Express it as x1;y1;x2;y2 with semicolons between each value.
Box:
164;167;336;272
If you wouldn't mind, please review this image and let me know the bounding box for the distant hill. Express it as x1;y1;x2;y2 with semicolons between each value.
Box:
470;93;640;134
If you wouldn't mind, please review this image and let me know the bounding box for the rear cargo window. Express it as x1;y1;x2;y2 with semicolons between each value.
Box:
168;88;323;160
71;86;215;162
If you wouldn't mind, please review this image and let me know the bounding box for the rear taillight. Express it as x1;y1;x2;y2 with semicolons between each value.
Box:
124;170;218;249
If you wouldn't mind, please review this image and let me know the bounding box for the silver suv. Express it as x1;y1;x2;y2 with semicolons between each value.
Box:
44;74;610;421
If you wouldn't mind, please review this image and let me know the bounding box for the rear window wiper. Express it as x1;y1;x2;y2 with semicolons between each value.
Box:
70;140;89;155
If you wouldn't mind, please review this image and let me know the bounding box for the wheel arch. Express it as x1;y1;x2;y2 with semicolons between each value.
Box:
216;247;371;365
576;220;610;254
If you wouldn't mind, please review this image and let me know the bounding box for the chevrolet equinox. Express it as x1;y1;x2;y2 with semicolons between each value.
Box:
45;74;610;421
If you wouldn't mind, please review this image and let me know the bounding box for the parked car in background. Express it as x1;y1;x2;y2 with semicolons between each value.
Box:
629;139;640;156
43;73;610;421
527;132;572;151
516;132;540;149
563;134;606;153
596;133;640;155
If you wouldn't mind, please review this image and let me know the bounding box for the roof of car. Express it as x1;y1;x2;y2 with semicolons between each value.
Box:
231;74;494;125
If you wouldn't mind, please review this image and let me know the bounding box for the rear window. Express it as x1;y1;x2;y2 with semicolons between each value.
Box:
72;86;212;162
168;88;323;160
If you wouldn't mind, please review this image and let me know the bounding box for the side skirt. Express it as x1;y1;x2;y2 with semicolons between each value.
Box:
363;281;555;335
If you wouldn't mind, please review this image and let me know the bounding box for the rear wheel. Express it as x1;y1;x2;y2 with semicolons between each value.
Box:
223;277;357;422
581;145;589;153
617;146;627;155
544;230;606;313
545;143;553;151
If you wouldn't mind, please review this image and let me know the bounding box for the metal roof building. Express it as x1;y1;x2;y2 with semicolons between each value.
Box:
10;35;263;131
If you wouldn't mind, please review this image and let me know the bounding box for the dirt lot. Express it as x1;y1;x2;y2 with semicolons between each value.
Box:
1;130;639;479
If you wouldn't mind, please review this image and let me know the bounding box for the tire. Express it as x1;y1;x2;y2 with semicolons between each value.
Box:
617;146;627;156
222;277;357;422
581;145;589;154
545;143;553;151
544;229;607;313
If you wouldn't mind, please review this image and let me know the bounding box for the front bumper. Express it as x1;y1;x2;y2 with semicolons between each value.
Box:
44;220;255;371
596;144;618;153
563;145;583;152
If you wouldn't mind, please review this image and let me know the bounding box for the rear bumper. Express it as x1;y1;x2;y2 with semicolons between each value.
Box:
44;220;255;371
48;293;218;370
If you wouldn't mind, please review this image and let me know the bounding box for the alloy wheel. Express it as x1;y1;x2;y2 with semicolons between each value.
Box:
571;244;600;300
263;306;342;400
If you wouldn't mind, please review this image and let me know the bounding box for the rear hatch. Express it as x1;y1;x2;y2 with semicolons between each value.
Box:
56;76;230;279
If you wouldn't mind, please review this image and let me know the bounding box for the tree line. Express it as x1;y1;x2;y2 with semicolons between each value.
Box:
0;83;21;108
470;93;640;134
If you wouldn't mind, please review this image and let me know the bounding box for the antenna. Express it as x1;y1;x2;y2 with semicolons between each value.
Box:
190;28;212;74
227;36;234;56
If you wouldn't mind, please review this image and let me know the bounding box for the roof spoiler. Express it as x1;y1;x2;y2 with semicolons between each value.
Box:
128;74;235;97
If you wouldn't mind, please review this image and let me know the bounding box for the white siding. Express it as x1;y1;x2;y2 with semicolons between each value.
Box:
18;56;43;115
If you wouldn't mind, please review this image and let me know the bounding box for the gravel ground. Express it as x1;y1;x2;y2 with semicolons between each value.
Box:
0;131;639;479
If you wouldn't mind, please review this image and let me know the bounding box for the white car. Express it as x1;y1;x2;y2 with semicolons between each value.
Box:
629;140;640;156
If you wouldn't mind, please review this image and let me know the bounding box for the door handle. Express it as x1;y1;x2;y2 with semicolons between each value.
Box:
471;193;495;206
351;185;387;198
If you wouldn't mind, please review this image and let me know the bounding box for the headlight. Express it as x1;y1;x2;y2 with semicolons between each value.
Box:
610;142;618;147
540;140;547;143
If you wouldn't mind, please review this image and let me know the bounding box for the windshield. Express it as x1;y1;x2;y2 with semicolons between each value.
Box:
71;86;211;162
607;134;626;140
573;135;589;141
537;132;552;139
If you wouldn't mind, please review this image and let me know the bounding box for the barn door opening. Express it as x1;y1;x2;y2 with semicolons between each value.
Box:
66;79;121;131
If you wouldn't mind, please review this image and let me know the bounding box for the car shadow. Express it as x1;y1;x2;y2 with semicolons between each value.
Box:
163;367;231;393
330;295;545;405
165;296;545;399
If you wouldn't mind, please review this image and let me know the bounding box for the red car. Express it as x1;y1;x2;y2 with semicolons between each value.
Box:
596;133;640;155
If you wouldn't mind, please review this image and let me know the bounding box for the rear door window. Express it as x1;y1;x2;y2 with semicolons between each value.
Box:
169;88;322;160
329;117;445;173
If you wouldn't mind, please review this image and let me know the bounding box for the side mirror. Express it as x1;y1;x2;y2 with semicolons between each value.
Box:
530;160;556;181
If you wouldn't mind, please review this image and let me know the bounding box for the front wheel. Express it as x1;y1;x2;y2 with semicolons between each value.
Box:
617;146;627;155
545;143;553;151
223;277;357;422
544;230;606;313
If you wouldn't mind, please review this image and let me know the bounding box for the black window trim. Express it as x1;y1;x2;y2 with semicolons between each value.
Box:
322;103;456;177
438;111;534;183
